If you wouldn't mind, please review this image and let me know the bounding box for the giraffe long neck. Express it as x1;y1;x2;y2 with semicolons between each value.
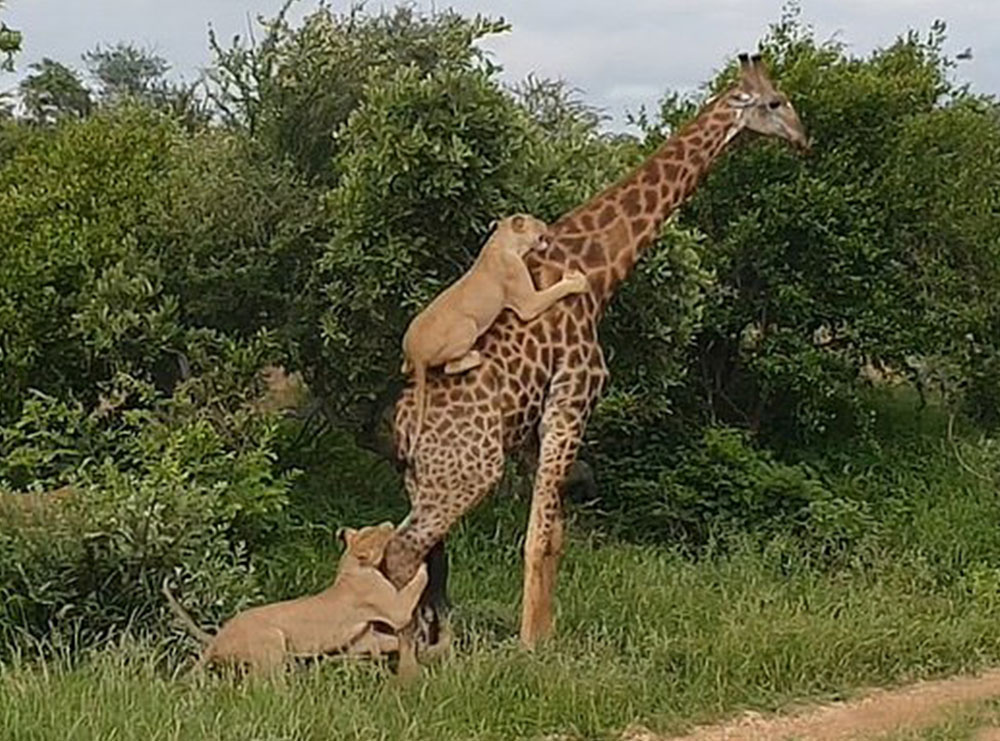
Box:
535;95;741;307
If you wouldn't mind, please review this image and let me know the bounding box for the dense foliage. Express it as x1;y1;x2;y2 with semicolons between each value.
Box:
675;14;1000;442
0;2;997;655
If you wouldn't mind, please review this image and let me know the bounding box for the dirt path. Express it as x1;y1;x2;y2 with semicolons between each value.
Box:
624;669;1000;741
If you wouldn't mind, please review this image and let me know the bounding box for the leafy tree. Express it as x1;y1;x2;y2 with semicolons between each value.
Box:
0;107;176;418
82;41;207;127
0;1;21;118
149;129;323;342
0;105;301;652
84;42;169;103
0;2;19;72
635;7;1000;443
208;3;510;183
19;58;92;123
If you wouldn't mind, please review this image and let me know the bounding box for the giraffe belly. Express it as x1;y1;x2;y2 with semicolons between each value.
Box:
481;308;606;455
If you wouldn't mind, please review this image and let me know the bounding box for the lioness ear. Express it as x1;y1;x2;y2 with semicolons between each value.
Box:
336;527;356;547
511;214;526;233
370;522;396;559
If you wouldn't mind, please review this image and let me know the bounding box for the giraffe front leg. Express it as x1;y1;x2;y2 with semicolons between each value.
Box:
520;404;583;648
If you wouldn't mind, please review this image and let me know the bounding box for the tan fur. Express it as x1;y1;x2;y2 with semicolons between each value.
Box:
162;522;427;675
401;214;588;453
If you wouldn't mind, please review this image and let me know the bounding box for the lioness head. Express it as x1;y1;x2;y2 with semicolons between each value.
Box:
497;213;550;256
336;521;396;567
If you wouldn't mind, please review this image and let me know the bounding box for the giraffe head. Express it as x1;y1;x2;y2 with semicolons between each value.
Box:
492;214;552;256
726;53;809;151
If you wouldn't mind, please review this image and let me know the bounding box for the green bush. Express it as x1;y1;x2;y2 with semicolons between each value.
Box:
0;337;292;656
641;11;1000;442
966;344;1000;427
208;5;509;184
0;107;175;418
148;130;322;341
0;106;320;423
588;420;836;546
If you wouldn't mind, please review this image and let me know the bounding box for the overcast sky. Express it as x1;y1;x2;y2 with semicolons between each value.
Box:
3;0;997;131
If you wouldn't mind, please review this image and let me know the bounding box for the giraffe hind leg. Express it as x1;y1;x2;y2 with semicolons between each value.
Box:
384;395;505;668
416;539;450;649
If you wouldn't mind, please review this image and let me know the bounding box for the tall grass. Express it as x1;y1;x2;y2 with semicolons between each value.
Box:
2;393;999;740
4;535;1000;740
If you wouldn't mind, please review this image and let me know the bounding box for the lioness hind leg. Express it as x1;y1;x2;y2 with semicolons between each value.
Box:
247;627;289;678
344;625;400;658
444;350;482;375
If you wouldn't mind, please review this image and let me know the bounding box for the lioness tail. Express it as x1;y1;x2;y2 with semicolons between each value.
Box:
161;578;213;645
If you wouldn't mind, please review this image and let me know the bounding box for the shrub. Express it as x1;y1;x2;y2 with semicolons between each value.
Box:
588;421;836;547
0;107;175;418
0;336;293;656
642;10;1000;442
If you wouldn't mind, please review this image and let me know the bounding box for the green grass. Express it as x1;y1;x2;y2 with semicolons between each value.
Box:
880;698;1000;740
4;534;1000;741
2;394;999;740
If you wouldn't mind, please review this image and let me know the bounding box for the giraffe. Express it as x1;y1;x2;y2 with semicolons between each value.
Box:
383;53;809;652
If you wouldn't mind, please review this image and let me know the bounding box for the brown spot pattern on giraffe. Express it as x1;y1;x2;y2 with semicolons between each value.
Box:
581;238;605;268
620;189;642;217
597;204;617;228
641;162;662;185
560;218;582;234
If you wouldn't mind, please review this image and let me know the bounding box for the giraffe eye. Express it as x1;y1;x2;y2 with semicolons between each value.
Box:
768;99;782;110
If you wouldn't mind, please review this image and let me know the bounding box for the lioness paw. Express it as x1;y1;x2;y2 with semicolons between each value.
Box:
565;270;589;292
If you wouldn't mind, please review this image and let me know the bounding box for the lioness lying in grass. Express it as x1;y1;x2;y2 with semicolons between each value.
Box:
162;522;427;675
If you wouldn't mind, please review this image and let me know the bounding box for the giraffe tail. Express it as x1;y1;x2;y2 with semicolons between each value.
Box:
410;362;427;457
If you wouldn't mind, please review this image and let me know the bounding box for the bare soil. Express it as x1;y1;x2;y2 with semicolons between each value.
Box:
623;669;1000;741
